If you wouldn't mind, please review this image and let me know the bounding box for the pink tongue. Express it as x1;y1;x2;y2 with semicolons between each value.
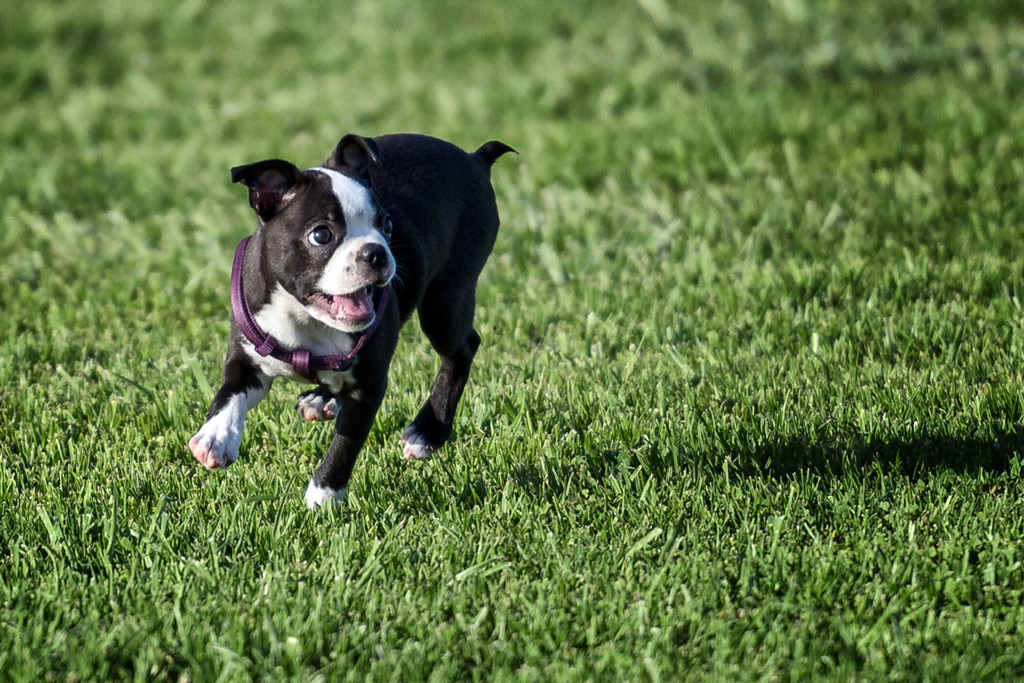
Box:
330;290;372;319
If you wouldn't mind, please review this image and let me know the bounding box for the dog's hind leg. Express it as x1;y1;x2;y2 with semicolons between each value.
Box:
401;282;481;460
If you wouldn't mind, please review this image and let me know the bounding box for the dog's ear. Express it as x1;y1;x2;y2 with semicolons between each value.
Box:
230;159;301;220
326;134;379;185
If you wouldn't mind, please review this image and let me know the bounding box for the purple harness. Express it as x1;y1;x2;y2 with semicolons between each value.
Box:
230;236;390;383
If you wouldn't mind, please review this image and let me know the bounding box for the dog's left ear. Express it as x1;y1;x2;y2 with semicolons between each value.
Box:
326;134;380;185
231;159;301;220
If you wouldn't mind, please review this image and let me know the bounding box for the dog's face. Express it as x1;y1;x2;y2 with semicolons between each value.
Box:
231;136;396;333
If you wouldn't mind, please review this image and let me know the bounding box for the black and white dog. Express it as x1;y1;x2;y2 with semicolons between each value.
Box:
189;133;514;508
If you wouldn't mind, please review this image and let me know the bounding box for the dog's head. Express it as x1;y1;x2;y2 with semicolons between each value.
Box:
231;134;396;333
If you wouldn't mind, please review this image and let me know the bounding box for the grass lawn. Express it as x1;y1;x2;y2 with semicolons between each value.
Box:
4;0;1024;679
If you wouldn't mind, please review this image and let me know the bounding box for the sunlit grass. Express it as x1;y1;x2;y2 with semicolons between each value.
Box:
4;1;1024;680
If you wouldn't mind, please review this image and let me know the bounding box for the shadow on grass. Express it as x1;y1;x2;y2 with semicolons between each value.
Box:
727;427;1022;480
509;427;1023;501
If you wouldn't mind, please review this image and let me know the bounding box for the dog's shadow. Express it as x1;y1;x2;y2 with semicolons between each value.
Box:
509;425;1022;502
731;428;1019;480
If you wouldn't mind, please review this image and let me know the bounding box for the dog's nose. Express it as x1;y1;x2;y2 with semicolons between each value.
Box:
357;243;389;270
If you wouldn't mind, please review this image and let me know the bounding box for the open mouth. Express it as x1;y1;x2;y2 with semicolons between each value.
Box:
308;286;376;325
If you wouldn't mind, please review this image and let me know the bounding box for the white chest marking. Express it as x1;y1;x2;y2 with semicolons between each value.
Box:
244;284;356;389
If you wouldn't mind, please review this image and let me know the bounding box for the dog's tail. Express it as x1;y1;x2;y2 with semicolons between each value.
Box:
473;141;517;170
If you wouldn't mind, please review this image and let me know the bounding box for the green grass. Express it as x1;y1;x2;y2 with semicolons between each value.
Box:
4;0;1024;679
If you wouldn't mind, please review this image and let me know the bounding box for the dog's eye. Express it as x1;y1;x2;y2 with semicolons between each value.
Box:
380;216;393;240
308;226;333;246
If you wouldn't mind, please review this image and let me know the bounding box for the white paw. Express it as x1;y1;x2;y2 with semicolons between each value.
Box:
296;393;341;421
189;432;239;469
304;480;347;509
399;426;436;461
189;395;246;469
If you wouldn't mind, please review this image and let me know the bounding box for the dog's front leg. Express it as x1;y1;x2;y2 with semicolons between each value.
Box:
190;358;271;469
304;370;388;509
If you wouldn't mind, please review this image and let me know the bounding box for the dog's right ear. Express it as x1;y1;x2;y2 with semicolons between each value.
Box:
325;134;380;185
230;159;301;220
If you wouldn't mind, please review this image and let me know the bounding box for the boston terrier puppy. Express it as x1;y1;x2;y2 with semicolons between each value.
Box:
188;133;514;508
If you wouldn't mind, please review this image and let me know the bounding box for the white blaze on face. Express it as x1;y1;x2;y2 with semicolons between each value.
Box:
311;167;395;297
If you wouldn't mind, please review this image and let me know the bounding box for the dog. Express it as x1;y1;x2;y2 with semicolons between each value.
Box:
188;133;514;508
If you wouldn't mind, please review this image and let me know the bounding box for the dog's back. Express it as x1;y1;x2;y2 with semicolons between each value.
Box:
366;133;514;321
